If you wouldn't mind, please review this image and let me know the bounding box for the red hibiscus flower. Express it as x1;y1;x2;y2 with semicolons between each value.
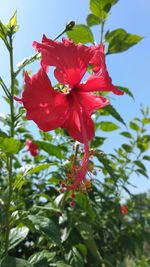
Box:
121;205;128;215
26;139;38;157
15;37;123;190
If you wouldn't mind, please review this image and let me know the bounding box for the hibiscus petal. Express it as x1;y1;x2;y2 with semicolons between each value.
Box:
90;43;105;72
26;139;38;157
17;68;69;131
77;92;109;116
61;94;94;143
33;36;93;86
79;44;124;95
78;73;124;95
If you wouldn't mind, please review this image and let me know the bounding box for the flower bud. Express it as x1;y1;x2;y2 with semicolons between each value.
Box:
65;20;75;31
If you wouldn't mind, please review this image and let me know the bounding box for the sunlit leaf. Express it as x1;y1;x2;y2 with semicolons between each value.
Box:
28;251;56;266
105;28;144;54
86;14;101;26
129;121;140;131
9;11;19;32
90;0;118;19
67;24;94;44
141;118;150;125
9;226;29;250
0;137;20;154
100;121;119;131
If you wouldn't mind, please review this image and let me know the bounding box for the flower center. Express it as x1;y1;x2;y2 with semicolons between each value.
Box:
61;85;71;94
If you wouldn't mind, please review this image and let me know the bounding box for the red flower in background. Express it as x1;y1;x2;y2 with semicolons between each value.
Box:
26;139;38;157
15;37;123;190
121;205;128;215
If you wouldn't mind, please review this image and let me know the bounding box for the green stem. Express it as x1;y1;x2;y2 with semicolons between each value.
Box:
14;26;66;77
0;77;10;98
53;21;75;40
14;34;60;77
9;36;15;137
54;29;66;40
100;20;105;44
14;52;40;77
5;33;15;256
15;21;75;77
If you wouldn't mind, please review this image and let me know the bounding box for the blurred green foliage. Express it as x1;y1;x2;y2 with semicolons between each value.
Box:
0;1;149;267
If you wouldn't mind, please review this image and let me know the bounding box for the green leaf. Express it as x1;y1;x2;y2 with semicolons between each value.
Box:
28;215;61;246
105;29;144;54
141;118;150;125
143;155;150;161
1;256;33;267
13;163;49;190
17;53;40;71
120;131;132;139
0;130;8;138
0;137;20;154
28;251;56;266
90;0;108;20
100;121;119;131
36;141;63;159
76;222;103;264
129;121;140;131
54;192;70;210
134;160;146;172
9;11;18;31
13;173;25;190
91;136;106;148
86;14;101;26
96;154;117;180
26;163;52;175
76;194;96;222
69;247;84;267
103;105;126;126
66;24;94;44
122;144;132;152
9;226;29;250
56;262;72;267
75;243;87;258
0;21;8;43
117;86;134;99
0;112;7;124
137;138;149;152
141;135;150;143
90;0;118;19
136;168;148;178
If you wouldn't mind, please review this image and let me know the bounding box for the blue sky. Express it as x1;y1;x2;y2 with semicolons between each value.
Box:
0;0;150;195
